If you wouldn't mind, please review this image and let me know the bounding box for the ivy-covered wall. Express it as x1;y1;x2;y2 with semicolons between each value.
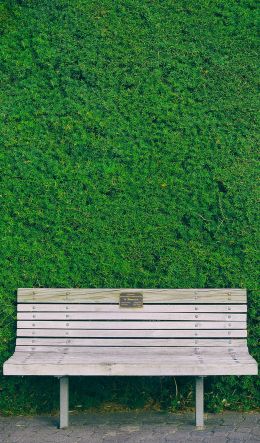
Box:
0;0;259;414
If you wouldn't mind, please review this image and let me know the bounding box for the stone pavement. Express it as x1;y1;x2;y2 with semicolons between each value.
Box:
0;411;259;443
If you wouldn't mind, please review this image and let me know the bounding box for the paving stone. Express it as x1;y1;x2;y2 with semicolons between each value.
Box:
165;431;191;441
228;431;252;441
186;438;208;442
235;426;253;433
166;440;188;443
204;438;227;443
212;431;228;437
218;425;236;432
242;414;260;425
228;440;247;443
252;427;260;436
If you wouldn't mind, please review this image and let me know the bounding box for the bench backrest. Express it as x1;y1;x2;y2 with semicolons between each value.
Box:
15;288;248;351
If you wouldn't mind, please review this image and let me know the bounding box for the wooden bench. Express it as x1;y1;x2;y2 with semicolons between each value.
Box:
3;288;258;429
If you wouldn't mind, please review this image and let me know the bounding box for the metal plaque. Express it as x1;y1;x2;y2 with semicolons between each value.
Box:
119;292;143;308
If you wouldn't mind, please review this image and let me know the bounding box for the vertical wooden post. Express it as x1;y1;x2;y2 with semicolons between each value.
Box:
195;376;204;428
60;376;69;429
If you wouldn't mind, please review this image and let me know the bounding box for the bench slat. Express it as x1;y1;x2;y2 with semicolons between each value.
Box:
7;348;255;362
17;328;247;337
17;304;247;313
17;312;247;321
7;357;256;368
4;360;257;376
17;320;247;330
17;288;246;304
13;346;251;355
15;338;247;347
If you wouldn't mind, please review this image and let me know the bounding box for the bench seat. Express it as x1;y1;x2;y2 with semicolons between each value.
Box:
3;288;258;429
4;346;257;376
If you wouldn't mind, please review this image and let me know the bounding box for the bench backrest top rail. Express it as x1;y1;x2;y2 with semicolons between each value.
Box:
18;288;246;303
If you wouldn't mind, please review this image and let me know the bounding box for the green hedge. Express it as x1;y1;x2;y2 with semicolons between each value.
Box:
0;0;259;414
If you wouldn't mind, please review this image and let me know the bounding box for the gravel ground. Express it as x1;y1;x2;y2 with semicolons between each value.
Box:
0;411;259;443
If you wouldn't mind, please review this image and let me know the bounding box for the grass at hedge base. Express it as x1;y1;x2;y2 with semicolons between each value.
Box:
0;0;259;414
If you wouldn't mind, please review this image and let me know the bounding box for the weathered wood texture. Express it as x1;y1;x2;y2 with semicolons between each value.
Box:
17;312;246;321
4;348;258;376
16;338;247;347
14;346;252;354
3;288;258;377
17;288;246;303
16;329;247;338
17;304;247;312
4;363;257;376
9;348;256;361
17;320;247;330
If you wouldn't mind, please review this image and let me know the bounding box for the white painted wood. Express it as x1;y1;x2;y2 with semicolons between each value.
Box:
16;338;247;347
17;288;247;304
17;321;247;330
17;328;247;337
17;312;246;321
17;304;247;313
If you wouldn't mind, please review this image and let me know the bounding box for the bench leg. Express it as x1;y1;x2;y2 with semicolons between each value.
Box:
59;376;69;429
195;376;204;428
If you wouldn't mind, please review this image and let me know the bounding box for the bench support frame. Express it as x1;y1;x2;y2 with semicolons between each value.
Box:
57;376;204;429
59;376;69;429
195;376;204;428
